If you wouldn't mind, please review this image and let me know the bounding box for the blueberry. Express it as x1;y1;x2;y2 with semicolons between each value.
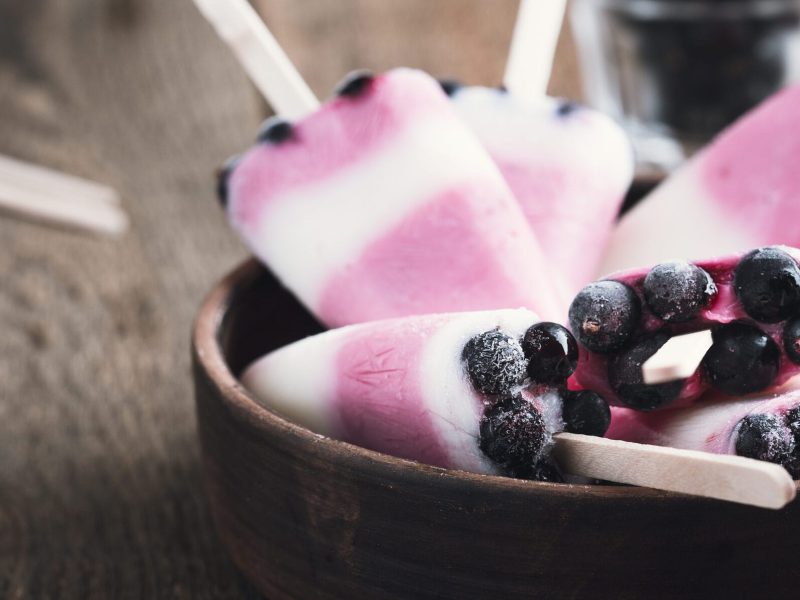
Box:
643;261;717;323
702;322;780;395
438;78;463;97
788;406;800;439
783;317;800;364
569;281;641;354
521;322;579;384
479;395;547;472
216;155;240;208
735;414;794;464
734;247;800;323
462;331;527;396
556;100;580;117
563;390;611;437
335;70;374;97
257;117;294;144
608;333;684;410
521;459;564;483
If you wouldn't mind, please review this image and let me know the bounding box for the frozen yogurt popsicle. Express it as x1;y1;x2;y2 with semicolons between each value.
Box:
601;85;800;275
444;83;634;293
241;308;610;478
570;245;800;410
219;69;565;327
607;389;800;478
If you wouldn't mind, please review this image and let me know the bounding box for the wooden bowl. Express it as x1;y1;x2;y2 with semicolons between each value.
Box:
193;259;800;600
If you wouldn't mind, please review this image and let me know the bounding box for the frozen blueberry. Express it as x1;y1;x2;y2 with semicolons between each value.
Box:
783;317;800;365
702;322;780;395
216;155;240;208
735;414;794;464
521;322;579;384
479;395;547;472
462;331;527;396
438;78;463;97
563;390;611;437
569;281;641;354
335;70;374;97
521;459;564;483
556;100;580;117
608;332;684;410
257;117;294;144
643;261;717;323
788;406;800;439
734;247;800;323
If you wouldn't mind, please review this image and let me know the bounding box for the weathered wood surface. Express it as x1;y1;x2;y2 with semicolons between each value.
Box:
0;1;578;597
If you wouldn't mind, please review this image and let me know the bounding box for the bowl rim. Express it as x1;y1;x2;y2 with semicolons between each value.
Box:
194;258;798;501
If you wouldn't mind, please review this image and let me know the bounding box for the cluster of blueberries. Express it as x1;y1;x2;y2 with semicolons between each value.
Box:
570;247;800;410
461;323;610;480
569;246;800;470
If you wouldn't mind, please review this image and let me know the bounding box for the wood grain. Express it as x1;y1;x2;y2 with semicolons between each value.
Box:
0;0;257;597
0;1;581;597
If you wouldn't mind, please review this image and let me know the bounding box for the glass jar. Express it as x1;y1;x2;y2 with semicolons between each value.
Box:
571;0;800;173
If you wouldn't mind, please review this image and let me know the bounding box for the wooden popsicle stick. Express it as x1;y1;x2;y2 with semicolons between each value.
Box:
642;330;714;385
192;0;320;119
0;154;121;206
503;0;567;100
553;432;797;509
0;178;128;236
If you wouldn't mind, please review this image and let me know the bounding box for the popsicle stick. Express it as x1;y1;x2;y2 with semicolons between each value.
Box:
504;0;567;100
642;330;714;385
192;0;319;119
0;155;121;206
553;432;797;509
0;155;128;236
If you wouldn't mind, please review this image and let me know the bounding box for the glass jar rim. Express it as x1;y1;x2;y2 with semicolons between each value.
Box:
579;0;800;20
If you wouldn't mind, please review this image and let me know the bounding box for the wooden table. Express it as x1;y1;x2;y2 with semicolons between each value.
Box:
0;1;579;597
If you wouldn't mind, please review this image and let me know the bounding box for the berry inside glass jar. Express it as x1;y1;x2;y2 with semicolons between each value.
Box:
572;0;800;162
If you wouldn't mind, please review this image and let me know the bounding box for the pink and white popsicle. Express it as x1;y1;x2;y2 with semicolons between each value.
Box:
241;309;606;478
220;69;566;327
608;388;800;478
600;85;800;275
445;84;634;293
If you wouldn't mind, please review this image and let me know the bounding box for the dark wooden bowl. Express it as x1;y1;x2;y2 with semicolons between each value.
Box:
193;259;800;600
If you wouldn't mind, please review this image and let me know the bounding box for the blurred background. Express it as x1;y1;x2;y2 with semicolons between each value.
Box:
1;0;798;597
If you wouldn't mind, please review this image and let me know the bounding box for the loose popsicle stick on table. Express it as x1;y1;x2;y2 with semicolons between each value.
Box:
0;154;122;206
192;0;319;119
0;155;128;236
504;0;567;100
553;432;797;509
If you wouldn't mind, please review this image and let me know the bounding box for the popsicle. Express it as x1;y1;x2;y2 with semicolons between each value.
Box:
443;83;634;293
600;84;800;275
241;308;609;478
569;245;800;410
219;68;566;327
608;388;800;478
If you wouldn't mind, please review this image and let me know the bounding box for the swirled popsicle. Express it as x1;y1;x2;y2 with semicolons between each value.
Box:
219;69;565;326
608;388;800;478
601;85;800;275
242;309;609;478
445;83;634;293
